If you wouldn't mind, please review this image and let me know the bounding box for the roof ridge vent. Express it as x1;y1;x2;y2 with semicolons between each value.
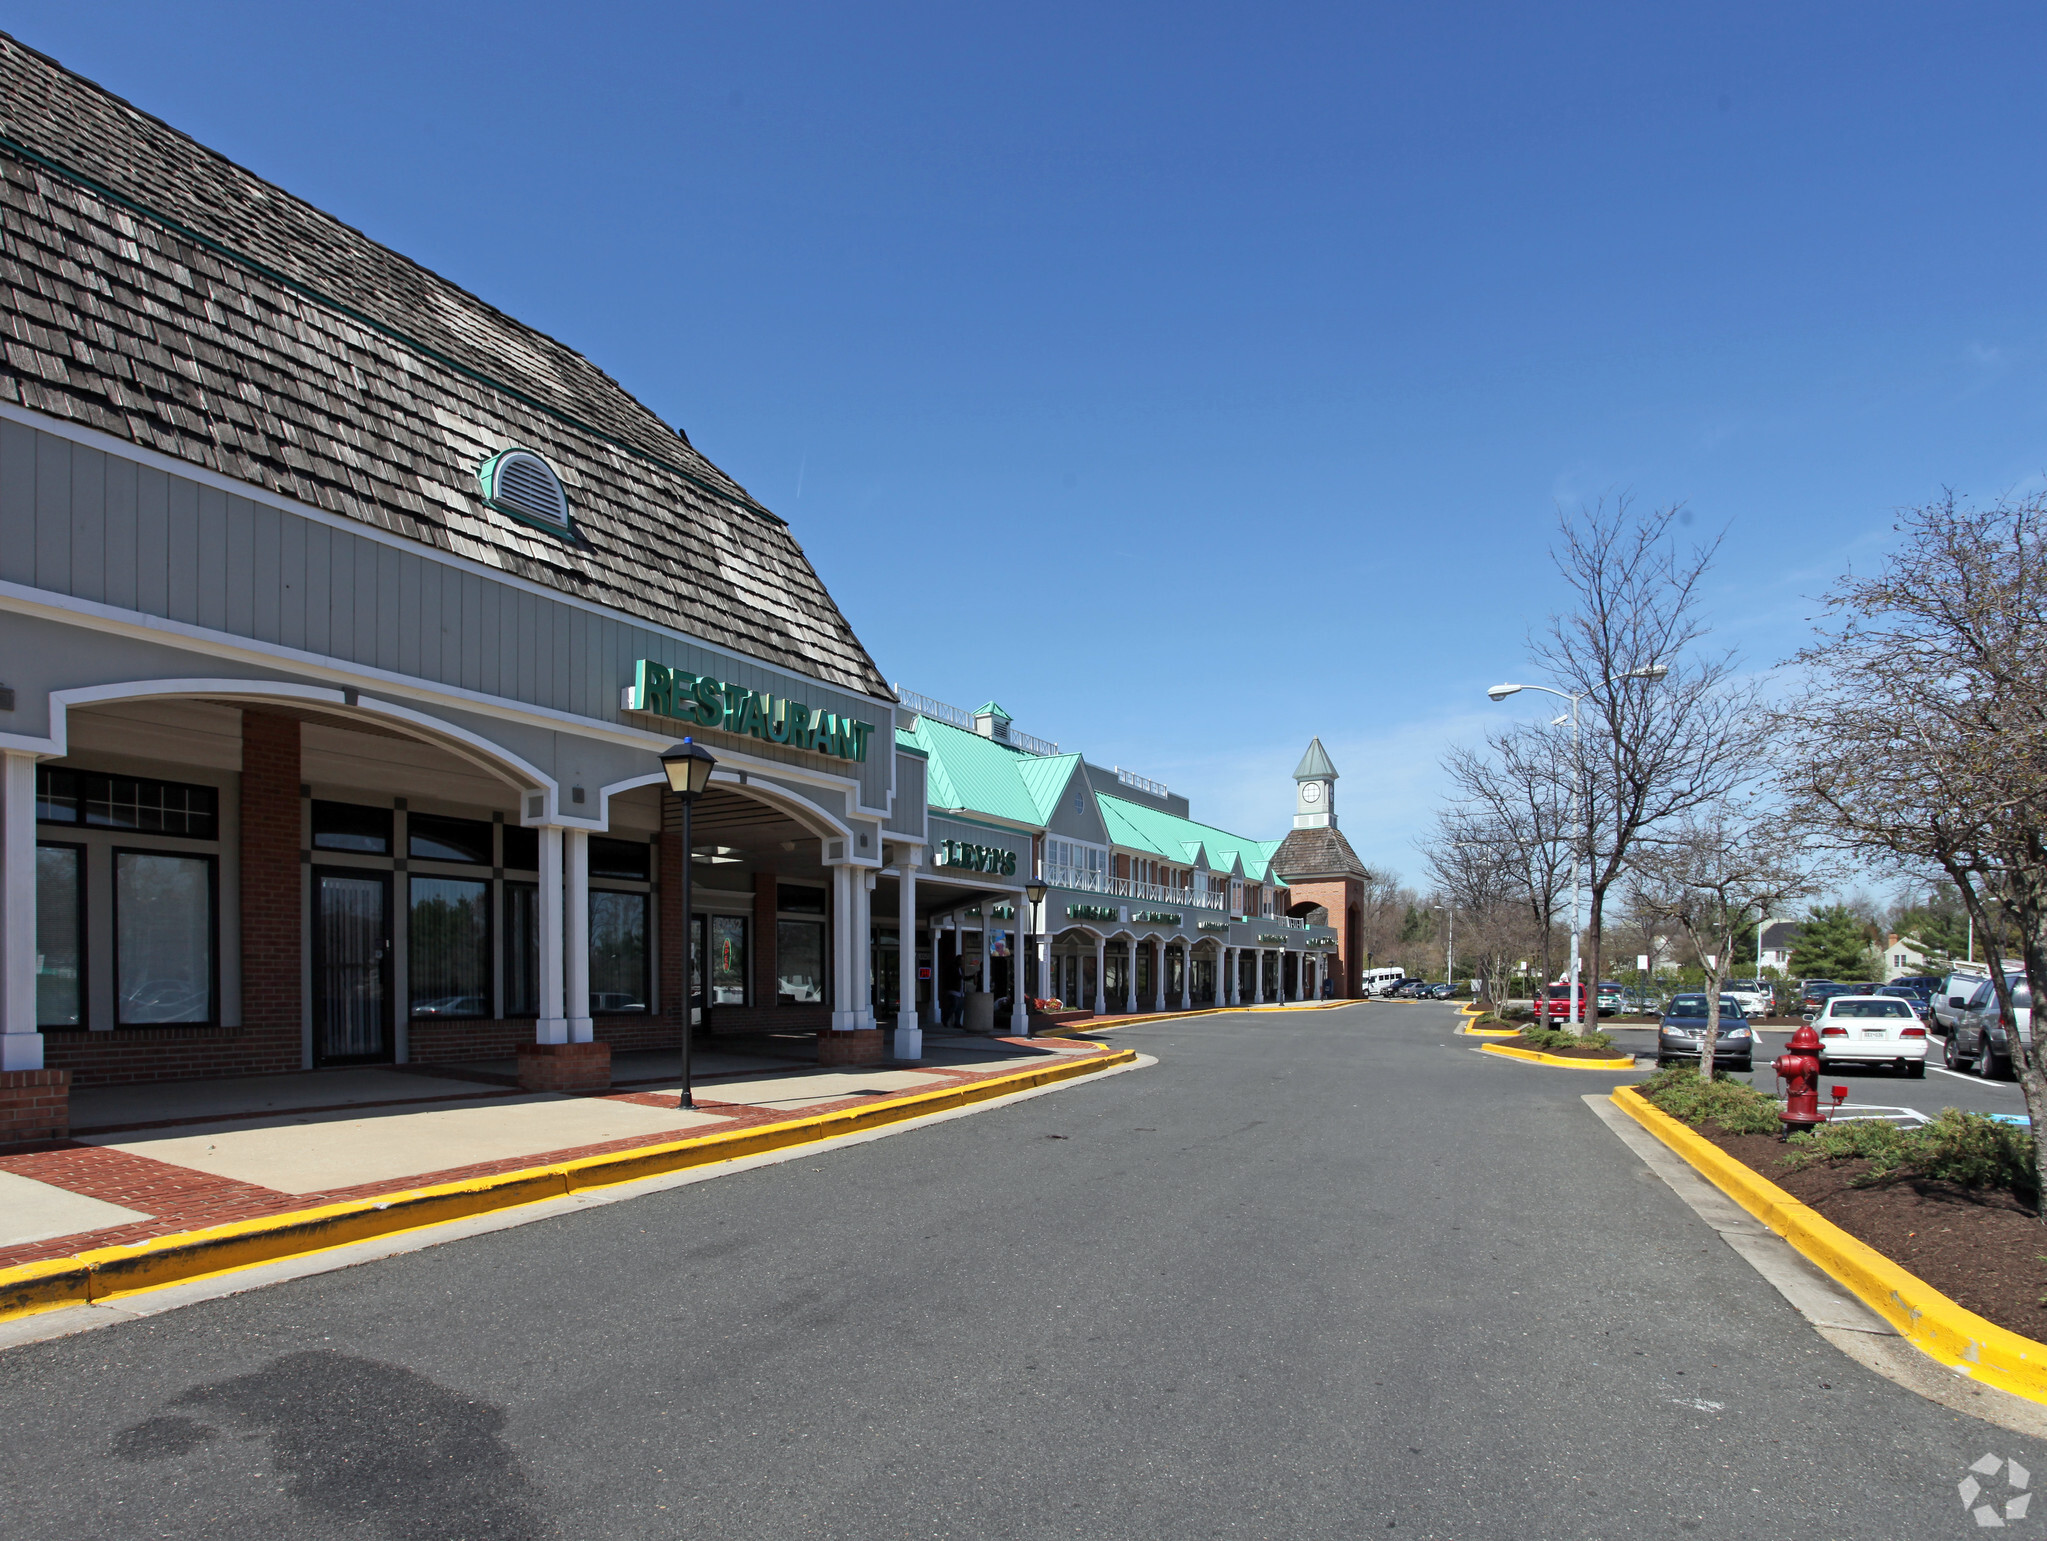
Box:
479;447;572;537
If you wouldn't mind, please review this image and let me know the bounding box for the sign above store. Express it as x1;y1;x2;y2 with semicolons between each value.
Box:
937;839;1017;877
1067;903;1117;922
1197;921;1230;933
1132;911;1182;925
627;660;876;763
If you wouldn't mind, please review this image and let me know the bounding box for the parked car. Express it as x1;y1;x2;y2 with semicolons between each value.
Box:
1391;978;1430;998
1799;980;1839;1013
1814;994;1929;1077
1595;982;1624;1017
1723;979;1772;1016
1875;984;1935;1027
1947;975;2031;1079
1933;968;1991;1035
1533;982;1591;1022
1656;995;1756;1072
1425;982;1458;1000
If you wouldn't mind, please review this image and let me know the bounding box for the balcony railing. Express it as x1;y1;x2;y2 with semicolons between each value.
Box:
893;685;1061;757
1114;766;1169;798
1043;864;1225;911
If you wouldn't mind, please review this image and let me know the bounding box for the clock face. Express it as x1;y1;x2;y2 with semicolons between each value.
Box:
1301;782;1322;804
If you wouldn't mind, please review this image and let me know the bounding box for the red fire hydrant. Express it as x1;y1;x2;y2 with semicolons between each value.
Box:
1774;1022;1827;1138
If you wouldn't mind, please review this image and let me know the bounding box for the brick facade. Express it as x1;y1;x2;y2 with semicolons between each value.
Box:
1282;876;1365;996
0;1068;72;1147
240;709;305;1058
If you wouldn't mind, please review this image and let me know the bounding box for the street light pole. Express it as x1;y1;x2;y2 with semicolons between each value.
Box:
1433;903;1454;992
1486;664;1667;1031
659;738;718;1110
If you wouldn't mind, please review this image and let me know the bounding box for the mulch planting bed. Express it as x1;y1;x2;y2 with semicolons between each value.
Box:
1696;1124;2047;1341
1495;1033;1633;1061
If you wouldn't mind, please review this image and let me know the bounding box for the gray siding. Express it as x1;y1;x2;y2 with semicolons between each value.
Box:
1;419;893;811
887;752;927;838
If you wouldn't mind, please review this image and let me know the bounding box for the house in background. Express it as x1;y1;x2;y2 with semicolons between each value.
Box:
1883;933;1934;980
1758;919;1802;974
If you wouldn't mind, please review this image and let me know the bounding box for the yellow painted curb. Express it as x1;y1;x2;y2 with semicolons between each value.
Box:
1612;1085;2047;1405
1480;1041;1637;1070
1459;1020;1521;1038
0;1046;1137;1322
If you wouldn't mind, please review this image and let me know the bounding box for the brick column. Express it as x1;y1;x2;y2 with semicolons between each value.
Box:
240;711;301;1054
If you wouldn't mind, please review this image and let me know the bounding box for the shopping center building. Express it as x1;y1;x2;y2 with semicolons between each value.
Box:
891;700;1359;1033
0;40;1363;1143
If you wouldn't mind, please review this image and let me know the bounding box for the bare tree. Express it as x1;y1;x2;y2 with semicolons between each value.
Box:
1520;498;1763;1030
1439;722;1573;991
1627;806;1811;1079
1782;493;2047;1208
1421;833;1539;1010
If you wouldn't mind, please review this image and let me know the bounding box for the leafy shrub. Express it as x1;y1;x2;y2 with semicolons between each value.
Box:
1637;1062;1783;1136
1518;1025;1615;1052
1785;1108;2039;1207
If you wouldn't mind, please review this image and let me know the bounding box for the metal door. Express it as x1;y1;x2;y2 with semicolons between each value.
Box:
316;870;390;1062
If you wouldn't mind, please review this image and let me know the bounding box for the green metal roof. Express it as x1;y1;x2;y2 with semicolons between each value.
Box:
1095;793;1286;882
1293;737;1338;780
902;716;1044;825
1016;751;1085;823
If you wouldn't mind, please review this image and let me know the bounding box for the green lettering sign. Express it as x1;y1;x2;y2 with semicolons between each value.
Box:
628;660;874;764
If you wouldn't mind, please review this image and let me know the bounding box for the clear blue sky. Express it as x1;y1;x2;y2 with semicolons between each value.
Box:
11;3;2047;882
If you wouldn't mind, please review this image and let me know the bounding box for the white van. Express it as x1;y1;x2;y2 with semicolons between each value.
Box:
1361;967;1407;998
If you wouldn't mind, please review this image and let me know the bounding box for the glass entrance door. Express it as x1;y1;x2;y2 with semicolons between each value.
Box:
316;871;390;1063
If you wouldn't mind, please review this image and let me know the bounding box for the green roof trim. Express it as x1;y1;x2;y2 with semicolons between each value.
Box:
1094;793;1289;883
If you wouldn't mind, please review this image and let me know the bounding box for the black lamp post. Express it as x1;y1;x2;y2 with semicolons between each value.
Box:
1022;877;1049;1031
660;737;718;1109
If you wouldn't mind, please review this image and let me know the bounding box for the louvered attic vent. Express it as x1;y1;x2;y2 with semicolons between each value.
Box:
478;448;572;537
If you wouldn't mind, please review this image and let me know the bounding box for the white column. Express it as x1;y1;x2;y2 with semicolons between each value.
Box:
1092;934;1107;1014
1035;934;1051;1012
1123;938;1138;1013
857;870;877;1030
536;826;567;1043
895;853;921;1059
1222;946;1235;1005
1152;940;1166;1013
1;752;44;1070
830;864;860;1031
565;828;592;1042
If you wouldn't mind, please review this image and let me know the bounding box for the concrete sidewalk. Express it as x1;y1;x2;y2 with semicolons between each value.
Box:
0;1035;1112;1279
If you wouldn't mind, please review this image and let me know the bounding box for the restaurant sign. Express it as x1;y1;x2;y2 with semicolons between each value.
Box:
627;660;876;763
1132;911;1182;925
1067;903;1118;922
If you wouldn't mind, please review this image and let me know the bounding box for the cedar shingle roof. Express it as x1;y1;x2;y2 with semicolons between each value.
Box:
0;34;890;697
1272;826;1370;881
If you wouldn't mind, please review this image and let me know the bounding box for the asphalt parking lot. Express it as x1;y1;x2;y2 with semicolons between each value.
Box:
1601;1022;2030;1124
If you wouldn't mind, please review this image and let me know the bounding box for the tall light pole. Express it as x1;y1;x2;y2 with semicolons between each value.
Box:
1485;664;1667;1029
1433;903;1455;993
659;737;718;1108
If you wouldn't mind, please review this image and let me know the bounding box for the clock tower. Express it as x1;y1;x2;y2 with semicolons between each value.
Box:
1292;737;1338;830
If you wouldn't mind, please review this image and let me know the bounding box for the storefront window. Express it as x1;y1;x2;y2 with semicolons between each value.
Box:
503;882;538;1016
36;844;83;1027
115;851;214;1024
777;919;825;1003
590;890;648;1011
409;813;493;865
410;877;490;1017
710;915;747;1005
313;800;392;854
589;837;651;882
38;767;219;839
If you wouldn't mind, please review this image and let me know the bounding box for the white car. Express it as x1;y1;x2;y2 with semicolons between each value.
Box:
1813;994;1929;1078
1723;979;1772;1016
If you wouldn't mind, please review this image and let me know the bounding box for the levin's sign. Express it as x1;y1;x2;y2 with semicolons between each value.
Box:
626;660;877;763
936;838;1018;876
